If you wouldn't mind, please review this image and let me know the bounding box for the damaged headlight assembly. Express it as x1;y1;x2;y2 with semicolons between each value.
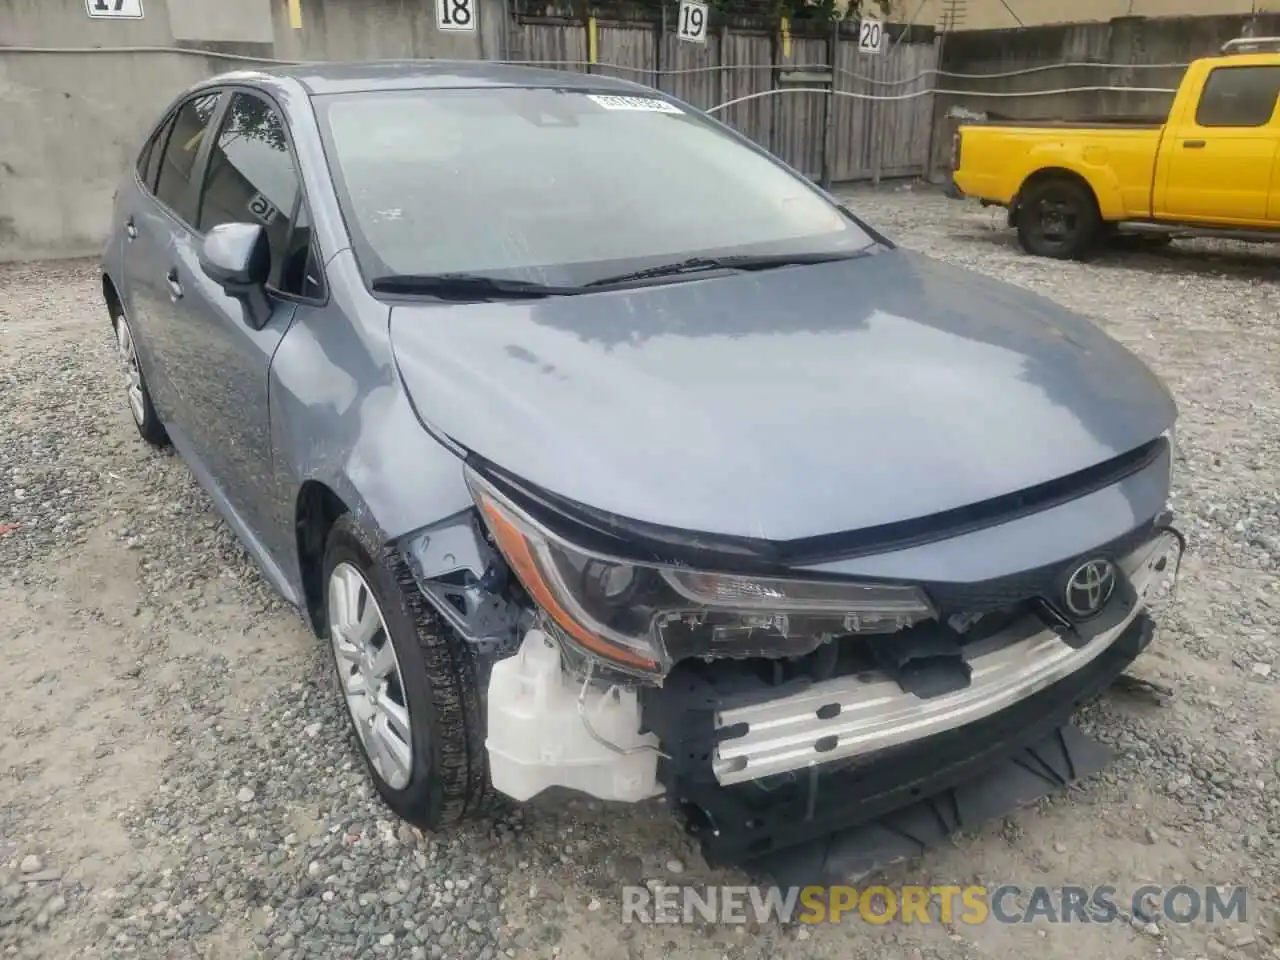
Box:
465;469;937;677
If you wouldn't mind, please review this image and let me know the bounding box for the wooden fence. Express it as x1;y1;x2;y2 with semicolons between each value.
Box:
508;17;940;184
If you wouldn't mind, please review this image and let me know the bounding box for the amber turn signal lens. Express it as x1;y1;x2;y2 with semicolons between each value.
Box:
476;494;659;671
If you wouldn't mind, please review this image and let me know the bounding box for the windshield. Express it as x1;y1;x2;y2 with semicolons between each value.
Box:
316;87;875;287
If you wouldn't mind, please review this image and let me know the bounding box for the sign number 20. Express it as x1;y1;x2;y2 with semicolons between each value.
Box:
858;17;884;54
436;0;476;31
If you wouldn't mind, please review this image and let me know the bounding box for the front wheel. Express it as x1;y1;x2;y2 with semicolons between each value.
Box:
322;515;495;828
1016;178;1101;260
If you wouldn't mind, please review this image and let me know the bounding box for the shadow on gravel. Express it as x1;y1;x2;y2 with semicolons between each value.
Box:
953;230;1280;282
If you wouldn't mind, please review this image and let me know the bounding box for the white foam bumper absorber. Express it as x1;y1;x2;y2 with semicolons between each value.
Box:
485;630;663;803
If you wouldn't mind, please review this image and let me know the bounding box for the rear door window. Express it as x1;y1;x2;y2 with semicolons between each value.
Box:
1196;66;1280;127
154;92;222;225
137;113;176;193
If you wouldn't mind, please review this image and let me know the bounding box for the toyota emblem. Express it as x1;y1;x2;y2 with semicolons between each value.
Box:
1063;558;1117;619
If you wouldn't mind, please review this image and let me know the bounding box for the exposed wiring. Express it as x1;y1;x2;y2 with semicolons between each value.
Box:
706;83;1177;112
0;45;1178;108
0;44;303;65
997;0;1024;28
0;45;1193;86
575;661;668;759
889;0;930;51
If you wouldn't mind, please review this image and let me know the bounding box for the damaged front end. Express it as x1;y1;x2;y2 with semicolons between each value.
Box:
394;459;1182;876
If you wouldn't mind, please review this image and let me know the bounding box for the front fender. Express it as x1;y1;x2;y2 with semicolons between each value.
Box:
268;250;475;577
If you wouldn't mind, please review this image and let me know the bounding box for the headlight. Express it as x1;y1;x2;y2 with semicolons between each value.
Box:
466;469;936;676
1162;425;1178;486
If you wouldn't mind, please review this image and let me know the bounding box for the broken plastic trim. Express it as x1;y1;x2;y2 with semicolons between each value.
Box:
395;510;525;655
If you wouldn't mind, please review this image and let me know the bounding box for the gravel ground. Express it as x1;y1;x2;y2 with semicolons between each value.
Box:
1;185;1278;960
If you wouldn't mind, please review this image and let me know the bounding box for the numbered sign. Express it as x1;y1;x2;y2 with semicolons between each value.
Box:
858;17;884;54
247;193;280;227
676;0;709;44
436;0;476;32
85;0;144;18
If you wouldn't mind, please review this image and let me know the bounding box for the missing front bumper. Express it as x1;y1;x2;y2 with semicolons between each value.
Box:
708;531;1178;786
675;612;1157;872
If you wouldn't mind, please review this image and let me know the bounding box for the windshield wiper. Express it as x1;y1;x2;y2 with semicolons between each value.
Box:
583;249;875;288
370;273;583;300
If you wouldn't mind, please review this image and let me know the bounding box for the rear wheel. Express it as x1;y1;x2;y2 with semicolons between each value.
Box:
1016;178;1101;260
111;305;168;447
322;515;495;828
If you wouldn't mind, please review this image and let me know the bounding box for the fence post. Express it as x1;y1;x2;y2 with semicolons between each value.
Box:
771;16;789;158
870;28;881;186
655;3;665;92
718;21;729;110
821;19;838;190
923;29;944;182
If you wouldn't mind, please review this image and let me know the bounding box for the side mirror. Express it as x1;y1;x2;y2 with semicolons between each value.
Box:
199;223;272;329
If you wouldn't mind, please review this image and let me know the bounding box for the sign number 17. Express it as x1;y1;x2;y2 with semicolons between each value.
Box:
87;0;144;18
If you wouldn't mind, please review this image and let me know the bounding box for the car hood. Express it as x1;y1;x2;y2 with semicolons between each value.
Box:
388;249;1175;541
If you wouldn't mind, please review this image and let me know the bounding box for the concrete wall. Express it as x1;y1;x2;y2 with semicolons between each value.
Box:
928;12;1280;173
0;0;504;261
947;0;1280;32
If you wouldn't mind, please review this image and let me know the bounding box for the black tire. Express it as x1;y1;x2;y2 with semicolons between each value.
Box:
1015;178;1101;260
321;515;495;828
110;305;169;448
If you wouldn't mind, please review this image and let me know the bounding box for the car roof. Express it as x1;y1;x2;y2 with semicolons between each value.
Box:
209;59;652;97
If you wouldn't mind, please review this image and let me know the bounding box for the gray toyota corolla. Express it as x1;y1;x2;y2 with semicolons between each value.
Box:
102;61;1182;880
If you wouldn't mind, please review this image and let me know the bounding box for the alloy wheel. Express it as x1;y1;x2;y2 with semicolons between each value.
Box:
115;314;146;426
328;562;415;790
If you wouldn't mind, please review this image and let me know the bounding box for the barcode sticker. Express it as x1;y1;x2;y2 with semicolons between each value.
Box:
585;95;683;114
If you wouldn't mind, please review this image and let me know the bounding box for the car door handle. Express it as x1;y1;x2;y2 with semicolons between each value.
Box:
1183;139;1206;149
124;217;138;241
166;269;184;302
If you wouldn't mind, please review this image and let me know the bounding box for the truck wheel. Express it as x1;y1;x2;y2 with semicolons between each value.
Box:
1016;179;1101;260
322;515;496;829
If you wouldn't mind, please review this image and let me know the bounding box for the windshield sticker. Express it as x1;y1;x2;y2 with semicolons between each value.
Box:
585;94;684;114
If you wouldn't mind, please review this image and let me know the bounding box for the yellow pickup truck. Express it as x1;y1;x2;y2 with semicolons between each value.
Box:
949;38;1280;258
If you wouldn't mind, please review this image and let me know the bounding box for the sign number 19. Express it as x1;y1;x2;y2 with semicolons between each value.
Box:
677;0;709;43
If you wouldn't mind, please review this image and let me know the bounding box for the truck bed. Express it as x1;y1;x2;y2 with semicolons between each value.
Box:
952;122;1164;218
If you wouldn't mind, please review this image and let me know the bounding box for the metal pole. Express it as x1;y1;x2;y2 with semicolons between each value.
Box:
586;12;597;74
